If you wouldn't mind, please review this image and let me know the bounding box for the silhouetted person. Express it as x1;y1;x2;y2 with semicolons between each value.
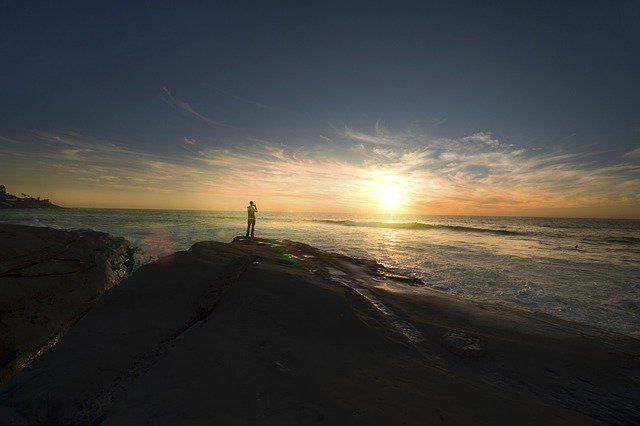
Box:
246;201;257;237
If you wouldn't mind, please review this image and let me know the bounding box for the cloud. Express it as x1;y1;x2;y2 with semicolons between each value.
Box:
331;126;639;212
160;87;232;128
35;131;156;161
0;135;21;145
338;121;410;146
175;123;640;213
372;147;398;160
462;132;501;148
214;88;303;116
22;131;208;195
623;147;640;160
4;126;638;215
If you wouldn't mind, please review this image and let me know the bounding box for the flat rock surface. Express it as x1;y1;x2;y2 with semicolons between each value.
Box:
1;237;639;425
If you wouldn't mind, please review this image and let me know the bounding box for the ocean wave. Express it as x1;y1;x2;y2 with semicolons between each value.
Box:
439;225;525;236
602;237;640;245
308;220;524;236
310;219;434;230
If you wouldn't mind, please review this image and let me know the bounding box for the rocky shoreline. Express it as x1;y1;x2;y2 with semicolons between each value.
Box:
0;233;639;425
0;186;61;209
0;224;136;384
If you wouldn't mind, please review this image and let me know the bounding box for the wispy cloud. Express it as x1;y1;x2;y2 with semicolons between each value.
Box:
338;121;411;146
623;147;640;160
462;132;503;148
0;135;21;145
214;88;303;116
22;132;208;195
160;86;232;128
3;126;638;215
187;126;639;214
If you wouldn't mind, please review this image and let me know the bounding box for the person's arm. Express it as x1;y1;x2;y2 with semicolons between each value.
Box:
254;205;258;212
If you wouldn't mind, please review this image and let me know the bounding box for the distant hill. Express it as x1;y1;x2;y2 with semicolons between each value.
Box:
0;185;62;209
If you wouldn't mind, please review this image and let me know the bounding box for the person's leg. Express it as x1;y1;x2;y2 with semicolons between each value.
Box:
246;219;251;237
250;219;255;237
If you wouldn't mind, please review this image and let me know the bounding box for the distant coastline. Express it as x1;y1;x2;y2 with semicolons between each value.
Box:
0;185;62;209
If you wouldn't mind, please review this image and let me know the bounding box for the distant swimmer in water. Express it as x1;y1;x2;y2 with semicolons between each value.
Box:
246;201;258;238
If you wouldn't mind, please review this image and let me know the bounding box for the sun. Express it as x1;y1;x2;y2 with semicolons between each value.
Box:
383;190;401;209
364;174;409;213
381;187;404;211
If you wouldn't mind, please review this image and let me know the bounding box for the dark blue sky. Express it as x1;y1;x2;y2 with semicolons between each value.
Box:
1;1;639;216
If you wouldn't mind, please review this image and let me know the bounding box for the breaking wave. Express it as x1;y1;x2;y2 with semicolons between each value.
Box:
308;219;525;236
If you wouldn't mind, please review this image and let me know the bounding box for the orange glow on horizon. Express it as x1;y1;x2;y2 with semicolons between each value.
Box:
3;127;639;220
25;183;640;219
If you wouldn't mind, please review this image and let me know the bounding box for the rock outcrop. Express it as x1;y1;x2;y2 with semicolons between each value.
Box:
0;186;61;209
0;224;136;383
1;237;638;425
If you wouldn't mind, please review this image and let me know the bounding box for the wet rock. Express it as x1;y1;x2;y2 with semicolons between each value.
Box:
442;332;486;357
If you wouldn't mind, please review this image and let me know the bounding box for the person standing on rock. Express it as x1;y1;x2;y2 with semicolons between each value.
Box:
246;201;258;238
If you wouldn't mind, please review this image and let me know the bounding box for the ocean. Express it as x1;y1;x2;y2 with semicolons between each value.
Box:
1;208;639;338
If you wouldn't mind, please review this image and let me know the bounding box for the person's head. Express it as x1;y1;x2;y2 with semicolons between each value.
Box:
249;201;254;205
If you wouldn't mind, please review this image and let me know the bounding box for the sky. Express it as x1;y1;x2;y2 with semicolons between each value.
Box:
1;1;639;218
